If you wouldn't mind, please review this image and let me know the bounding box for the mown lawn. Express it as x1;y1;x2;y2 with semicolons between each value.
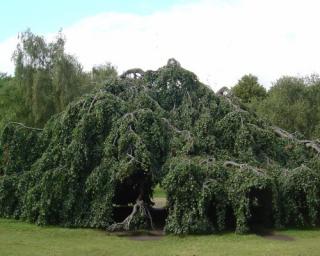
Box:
0;218;320;256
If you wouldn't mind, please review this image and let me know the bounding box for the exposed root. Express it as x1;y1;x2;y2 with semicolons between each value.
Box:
108;199;154;232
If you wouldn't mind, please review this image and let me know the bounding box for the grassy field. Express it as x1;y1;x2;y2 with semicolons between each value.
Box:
1;219;320;256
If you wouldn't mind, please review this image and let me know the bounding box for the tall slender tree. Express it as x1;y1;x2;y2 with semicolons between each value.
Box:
13;30;86;127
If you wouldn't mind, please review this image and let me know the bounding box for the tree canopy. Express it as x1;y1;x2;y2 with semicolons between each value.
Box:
1;59;320;235
231;74;267;104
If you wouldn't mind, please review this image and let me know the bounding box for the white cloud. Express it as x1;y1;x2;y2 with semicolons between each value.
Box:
0;36;17;75
1;0;320;90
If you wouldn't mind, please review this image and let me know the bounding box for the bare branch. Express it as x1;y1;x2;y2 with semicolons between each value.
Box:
167;58;181;67
120;68;145;79
216;87;231;96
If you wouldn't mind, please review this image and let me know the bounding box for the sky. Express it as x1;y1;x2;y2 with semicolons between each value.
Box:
1;0;320;90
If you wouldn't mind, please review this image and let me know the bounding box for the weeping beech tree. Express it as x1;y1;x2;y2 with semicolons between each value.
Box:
1;59;320;234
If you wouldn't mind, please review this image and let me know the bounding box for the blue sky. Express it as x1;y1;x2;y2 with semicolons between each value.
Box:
0;0;195;41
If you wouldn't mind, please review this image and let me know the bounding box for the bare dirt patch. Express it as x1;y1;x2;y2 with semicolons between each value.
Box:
113;230;165;241
254;228;295;241
262;233;295;241
153;197;167;208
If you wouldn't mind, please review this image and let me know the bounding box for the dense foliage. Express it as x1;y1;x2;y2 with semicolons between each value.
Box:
232;74;320;139
1;59;320;235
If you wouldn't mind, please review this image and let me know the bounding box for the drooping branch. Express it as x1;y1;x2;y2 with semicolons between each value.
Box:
272;126;320;154
202;178;219;191
123;112;136;120
6;122;43;131
87;89;105;113
199;157;216;165
272;126;295;140
126;153;146;167
186;90;193;105
88;94;98;113
161;118;194;152
293;164;311;171
223;161;264;176
216;87;248;115
223;160;245;168
122;109;151;120
144;94;165;111
304;141;320;154
161;118;189;135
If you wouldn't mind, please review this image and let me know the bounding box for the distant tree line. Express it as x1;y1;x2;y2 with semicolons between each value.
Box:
232;74;320;139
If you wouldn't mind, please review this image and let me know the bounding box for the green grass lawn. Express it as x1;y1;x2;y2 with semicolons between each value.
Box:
153;185;167;208
153;184;167;198
1;219;320;256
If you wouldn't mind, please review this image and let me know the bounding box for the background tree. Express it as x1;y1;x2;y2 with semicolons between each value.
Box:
0;30;119;133
89;63;118;88
231;74;267;104
0;73;25;131
305;75;320;138
256;76;320;138
231;73;320;139
13;30;90;127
